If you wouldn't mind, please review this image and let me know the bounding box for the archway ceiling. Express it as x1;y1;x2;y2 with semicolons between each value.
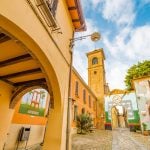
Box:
0;32;47;88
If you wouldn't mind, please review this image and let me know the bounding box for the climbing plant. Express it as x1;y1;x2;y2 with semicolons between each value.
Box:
124;60;150;90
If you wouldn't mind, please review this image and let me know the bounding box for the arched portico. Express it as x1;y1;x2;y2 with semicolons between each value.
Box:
0;14;67;150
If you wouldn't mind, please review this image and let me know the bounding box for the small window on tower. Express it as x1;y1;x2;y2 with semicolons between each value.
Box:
94;71;97;74
92;57;98;65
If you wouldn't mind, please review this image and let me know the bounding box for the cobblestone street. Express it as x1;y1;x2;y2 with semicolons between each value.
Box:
112;128;150;150
72;129;150;150
72;130;112;150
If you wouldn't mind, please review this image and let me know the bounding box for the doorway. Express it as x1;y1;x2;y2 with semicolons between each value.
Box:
111;105;128;129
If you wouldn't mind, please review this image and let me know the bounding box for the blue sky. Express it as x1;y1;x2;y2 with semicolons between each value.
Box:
73;0;150;90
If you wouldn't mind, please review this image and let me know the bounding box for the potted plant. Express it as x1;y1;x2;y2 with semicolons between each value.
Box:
142;123;148;136
76;113;93;134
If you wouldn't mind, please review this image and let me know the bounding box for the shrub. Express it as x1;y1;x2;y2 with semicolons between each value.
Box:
76;113;93;134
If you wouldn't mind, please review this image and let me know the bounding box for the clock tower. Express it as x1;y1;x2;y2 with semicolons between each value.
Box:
87;48;106;129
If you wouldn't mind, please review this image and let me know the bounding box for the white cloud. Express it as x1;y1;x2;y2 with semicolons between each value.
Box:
91;0;102;8
125;25;150;59
81;0;101;10
103;25;150;60
105;61;129;90
103;25;150;90
98;0;135;26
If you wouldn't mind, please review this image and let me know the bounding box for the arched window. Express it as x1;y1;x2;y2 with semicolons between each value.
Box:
92;57;98;65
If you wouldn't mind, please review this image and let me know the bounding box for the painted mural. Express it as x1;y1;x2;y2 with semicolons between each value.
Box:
134;78;150;130
19;89;49;116
105;91;140;129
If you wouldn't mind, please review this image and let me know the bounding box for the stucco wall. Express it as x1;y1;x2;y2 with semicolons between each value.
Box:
71;70;97;128
0;81;14;150
4;124;45;150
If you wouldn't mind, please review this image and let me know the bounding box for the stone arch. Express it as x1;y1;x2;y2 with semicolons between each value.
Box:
10;84;49;108
0;14;63;150
0;14;61;108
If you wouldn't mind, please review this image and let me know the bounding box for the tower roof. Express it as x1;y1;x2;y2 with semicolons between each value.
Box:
86;48;105;60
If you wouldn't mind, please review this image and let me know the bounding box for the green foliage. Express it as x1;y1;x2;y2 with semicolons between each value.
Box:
142;123;147;131
124;60;150;90
76;113;93;134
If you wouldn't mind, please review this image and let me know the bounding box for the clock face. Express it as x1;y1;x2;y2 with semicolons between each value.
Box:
112;95;122;105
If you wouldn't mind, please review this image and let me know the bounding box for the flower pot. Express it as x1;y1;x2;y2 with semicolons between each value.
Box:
143;130;149;136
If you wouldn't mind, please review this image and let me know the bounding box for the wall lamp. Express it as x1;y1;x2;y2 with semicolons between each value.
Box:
69;32;101;48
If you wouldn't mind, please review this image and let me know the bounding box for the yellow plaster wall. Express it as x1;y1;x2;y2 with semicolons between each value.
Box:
0;81;14;150
71;70;97;129
0;0;74;149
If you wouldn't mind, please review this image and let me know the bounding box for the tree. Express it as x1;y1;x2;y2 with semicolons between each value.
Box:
124;60;150;90
76;113;93;134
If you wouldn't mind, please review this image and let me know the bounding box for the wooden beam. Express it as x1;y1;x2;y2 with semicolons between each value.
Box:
0;78;14;85
0;68;42;79
68;6;77;10
72;19;80;22
13;78;46;87
0;33;11;43
0;54;32;67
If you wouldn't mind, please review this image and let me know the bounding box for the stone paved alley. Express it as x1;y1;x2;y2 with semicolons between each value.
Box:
72;129;150;150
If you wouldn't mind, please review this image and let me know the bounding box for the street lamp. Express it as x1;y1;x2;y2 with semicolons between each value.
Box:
69;32;101;48
66;32;101;150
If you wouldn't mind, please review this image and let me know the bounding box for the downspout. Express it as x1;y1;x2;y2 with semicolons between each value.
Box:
66;31;75;150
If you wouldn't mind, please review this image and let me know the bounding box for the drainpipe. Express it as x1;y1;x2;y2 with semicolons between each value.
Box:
66;32;75;150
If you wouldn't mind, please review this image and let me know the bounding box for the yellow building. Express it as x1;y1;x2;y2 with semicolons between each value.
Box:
0;0;86;149
71;67;97;133
70;49;107;132
87;49;106;129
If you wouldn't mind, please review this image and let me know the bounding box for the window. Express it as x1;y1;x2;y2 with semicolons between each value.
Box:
89;95;91;108
94;71;97;74
35;0;58;28
74;105;78;120
46;0;59;17
81;108;85;114
75;81;79;96
93;101;96;111
83;89;86;104
92;57;98;65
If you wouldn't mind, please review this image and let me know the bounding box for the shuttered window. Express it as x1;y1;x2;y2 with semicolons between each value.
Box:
75;81;79;96
46;0;58;17
83;89;86;104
